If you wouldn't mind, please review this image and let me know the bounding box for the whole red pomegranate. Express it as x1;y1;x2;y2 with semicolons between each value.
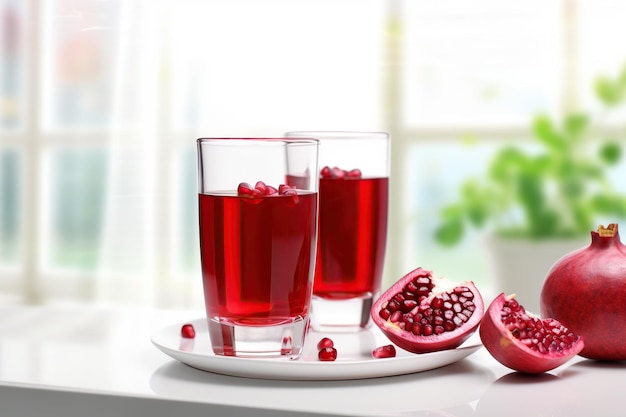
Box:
371;267;484;353
541;223;626;360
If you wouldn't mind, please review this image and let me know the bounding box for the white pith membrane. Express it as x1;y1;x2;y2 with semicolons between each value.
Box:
378;275;478;337
500;295;579;354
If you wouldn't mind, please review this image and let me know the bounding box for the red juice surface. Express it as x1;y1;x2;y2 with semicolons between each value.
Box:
199;191;317;326
315;177;388;299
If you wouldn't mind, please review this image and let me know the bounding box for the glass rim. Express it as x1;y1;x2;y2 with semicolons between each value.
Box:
196;137;319;146
285;131;389;140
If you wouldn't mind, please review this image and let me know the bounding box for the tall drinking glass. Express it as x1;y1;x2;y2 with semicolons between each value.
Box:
197;138;319;357
286;131;390;331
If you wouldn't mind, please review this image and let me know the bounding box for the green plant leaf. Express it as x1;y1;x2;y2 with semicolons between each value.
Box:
562;176;585;200
489;147;526;183
533;115;565;150
434;218;464;246
564;113;589;139
599;141;622;165
591;195;626;217
433;64;626;247
517;179;543;211
595;76;622;106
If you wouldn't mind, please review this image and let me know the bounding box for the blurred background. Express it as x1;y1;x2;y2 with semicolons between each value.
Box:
2;0;626;310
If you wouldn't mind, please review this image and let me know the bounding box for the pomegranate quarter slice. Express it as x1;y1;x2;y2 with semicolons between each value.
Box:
479;293;584;374
371;267;484;354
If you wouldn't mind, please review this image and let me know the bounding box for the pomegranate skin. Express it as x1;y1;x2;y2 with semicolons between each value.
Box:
480;293;584;374
371;267;484;354
540;224;626;361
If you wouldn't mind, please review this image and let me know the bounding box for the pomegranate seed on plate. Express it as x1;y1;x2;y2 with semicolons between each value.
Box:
316;337;334;350
318;347;337;362
181;324;196;339
372;344;396;358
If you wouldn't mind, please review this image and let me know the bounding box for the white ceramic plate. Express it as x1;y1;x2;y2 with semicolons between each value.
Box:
151;318;482;381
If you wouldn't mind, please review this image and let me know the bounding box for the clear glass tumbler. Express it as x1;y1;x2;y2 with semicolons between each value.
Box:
286;131;390;331
197;138;319;357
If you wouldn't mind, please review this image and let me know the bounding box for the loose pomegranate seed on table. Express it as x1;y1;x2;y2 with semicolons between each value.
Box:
181;324;196;339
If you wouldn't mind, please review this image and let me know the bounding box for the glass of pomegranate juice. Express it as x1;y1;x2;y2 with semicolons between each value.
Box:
196;138;319;357
286;131;390;331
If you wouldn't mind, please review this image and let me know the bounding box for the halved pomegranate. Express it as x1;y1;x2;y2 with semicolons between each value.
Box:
480;293;584;374
371;267;484;354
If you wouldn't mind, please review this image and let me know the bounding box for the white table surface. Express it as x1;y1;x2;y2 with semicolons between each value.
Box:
0;305;624;417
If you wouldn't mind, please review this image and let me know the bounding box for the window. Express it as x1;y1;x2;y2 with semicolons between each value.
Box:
391;0;626;295
2;0;626;307
1;0;386;306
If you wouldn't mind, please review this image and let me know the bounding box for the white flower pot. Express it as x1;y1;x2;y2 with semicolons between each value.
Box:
484;236;589;313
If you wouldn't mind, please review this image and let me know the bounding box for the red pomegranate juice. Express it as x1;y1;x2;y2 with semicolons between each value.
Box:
315;177;388;299
199;191;317;326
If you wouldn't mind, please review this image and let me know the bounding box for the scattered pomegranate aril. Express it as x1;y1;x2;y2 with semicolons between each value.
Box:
318;347;338;362
346;168;362;178
371;267;484;354
254;181;268;194
237;181;300;204
317;337;334;350
181;324;196;339
281;188;299;206
320;166;362;179
372;344;396;358
541;223;626;361
237;182;255;196
480;293;584;374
